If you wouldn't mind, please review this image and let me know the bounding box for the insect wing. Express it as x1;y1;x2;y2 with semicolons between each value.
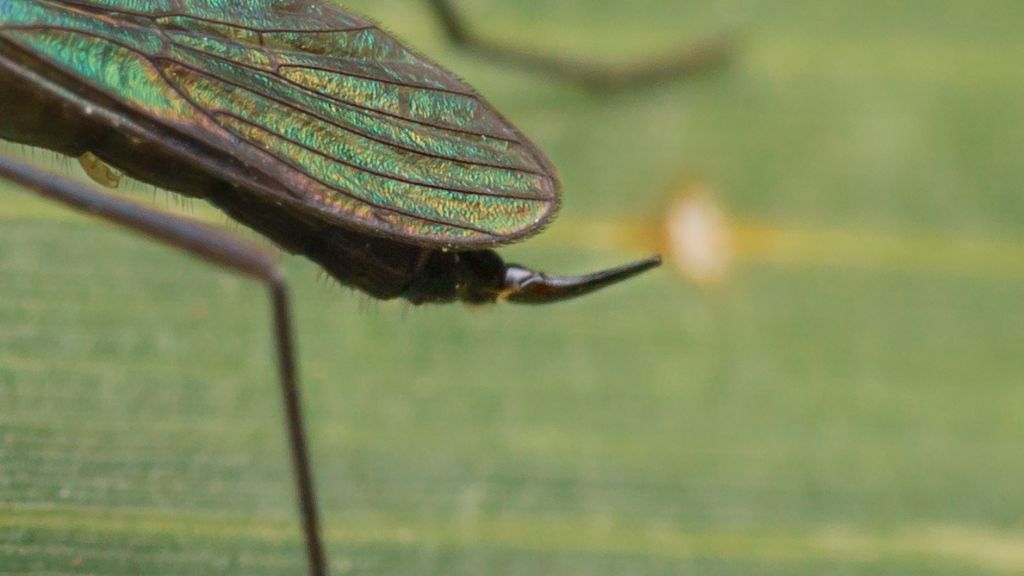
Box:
0;0;558;247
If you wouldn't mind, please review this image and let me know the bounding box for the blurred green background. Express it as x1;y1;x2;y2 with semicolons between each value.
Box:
2;0;1023;574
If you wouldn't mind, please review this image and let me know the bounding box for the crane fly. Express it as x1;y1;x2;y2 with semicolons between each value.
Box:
0;0;725;573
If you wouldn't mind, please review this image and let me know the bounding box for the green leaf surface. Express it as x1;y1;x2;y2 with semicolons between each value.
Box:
2;0;1024;574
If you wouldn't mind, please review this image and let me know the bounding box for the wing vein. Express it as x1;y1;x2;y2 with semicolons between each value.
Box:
204;103;547;201
2;24;549;175
197;46;523;143
166;41;550;172
55;0;376;34
151;65;501;236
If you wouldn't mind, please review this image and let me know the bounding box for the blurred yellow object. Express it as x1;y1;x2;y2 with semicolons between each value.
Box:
663;183;733;287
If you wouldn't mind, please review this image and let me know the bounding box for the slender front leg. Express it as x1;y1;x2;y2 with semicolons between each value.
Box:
425;0;731;91
0;154;328;576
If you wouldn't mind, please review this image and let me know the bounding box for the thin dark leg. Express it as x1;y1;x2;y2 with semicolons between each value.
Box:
270;284;327;576
0;154;328;576
425;0;731;91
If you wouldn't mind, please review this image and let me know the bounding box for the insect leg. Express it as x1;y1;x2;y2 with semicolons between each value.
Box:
0;154;328;576
424;0;731;91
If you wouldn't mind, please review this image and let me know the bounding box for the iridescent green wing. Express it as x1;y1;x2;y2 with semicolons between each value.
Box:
0;0;558;247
